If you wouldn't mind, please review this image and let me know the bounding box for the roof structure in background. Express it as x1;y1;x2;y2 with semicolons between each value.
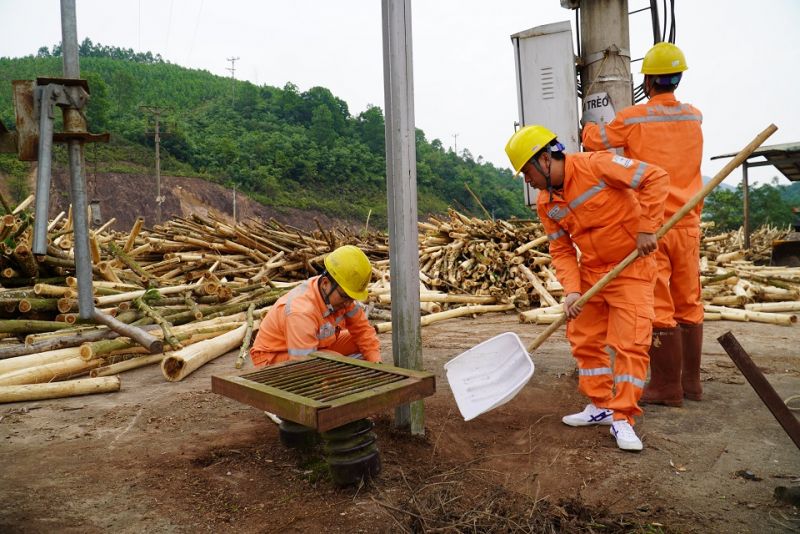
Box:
712;142;800;182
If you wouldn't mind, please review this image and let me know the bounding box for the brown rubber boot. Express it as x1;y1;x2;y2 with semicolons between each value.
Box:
640;327;683;407
680;322;703;401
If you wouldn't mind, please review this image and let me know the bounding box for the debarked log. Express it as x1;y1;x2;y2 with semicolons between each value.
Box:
161;320;259;382
0;356;104;386
0;376;120;403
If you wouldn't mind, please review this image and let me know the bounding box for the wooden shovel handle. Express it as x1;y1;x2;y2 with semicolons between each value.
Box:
526;123;778;354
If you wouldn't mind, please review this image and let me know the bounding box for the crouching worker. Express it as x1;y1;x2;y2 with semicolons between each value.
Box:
250;245;381;366
505;125;668;452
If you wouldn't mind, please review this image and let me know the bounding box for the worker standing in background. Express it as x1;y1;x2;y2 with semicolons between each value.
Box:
582;42;704;408
506;125;668;451
250;245;381;366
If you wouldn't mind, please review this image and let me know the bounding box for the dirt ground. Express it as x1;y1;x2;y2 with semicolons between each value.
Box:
1;315;798;533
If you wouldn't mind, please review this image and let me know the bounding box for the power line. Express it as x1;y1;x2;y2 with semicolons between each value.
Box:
187;0;205;63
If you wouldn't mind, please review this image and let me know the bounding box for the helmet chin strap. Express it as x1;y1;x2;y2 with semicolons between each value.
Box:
531;146;555;201
320;273;339;313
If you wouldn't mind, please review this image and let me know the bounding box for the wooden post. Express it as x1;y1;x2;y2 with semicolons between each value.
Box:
382;0;423;435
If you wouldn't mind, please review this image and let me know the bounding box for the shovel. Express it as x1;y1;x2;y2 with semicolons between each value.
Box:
444;124;777;422
526;123;778;354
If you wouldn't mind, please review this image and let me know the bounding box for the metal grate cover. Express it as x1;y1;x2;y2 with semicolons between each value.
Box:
212;353;435;431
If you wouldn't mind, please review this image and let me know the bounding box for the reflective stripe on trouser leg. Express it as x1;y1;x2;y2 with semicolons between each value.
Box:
568;293;614;407
605;276;653;424
669;227;704;325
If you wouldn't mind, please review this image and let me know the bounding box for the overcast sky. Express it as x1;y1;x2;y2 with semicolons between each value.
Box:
2;0;798;187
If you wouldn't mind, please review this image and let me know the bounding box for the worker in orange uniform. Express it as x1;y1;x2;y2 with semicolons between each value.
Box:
506;125;668;451
582;42;704;407
250;245;381;366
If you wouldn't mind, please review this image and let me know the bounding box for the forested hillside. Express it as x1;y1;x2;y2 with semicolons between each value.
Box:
0;40;530;227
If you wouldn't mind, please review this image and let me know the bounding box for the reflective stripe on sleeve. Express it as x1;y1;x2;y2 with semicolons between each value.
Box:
548;229;566;241
630;162;647;189
288;348;315;356
599;123;612;150
569;180;606;210
578;367;613;377
345;303;362;318
614;374;646;388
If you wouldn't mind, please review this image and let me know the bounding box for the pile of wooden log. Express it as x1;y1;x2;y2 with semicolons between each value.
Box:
414;209;561;307
700;222;789;265
697;222;798;325
1;189;798;404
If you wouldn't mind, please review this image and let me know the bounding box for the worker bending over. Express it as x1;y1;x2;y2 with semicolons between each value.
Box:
582;42;704;407
250;245;381;366
506;125;668;451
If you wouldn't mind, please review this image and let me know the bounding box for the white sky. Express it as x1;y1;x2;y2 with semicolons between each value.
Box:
1;0;799;187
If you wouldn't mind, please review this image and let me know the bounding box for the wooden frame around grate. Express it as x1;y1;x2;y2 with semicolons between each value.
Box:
211;353;435;431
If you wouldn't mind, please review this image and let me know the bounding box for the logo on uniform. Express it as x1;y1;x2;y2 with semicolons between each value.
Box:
612;155;634;168
547;206;566;220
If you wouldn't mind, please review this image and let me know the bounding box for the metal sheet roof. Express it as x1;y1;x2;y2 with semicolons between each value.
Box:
711;142;800;182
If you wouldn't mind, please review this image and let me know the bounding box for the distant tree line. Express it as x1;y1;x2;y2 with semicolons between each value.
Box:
36;38;164;64
0;43;529;225
703;179;800;231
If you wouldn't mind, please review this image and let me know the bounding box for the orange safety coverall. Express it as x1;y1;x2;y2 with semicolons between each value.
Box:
582;93;704;327
537;152;668;424
250;276;381;366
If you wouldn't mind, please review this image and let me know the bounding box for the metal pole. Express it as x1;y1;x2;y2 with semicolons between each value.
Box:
382;0;424;435
579;0;632;114
742;163;750;250
61;0;94;319
31;85;57;256
718;331;800;451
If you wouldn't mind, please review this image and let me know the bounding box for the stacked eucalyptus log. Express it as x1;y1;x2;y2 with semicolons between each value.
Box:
414;209;562;308
700;222;789;265
698;222;799;325
1;187;799;405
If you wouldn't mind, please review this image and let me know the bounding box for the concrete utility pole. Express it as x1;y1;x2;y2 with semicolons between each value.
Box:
226;56;240;105
141;106;167;222
578;0;632;119
452;133;459;154
382;0;424;435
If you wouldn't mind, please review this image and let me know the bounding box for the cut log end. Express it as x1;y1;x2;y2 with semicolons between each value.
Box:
161;356;185;382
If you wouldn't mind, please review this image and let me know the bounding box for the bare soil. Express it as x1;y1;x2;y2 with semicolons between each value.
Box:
1;316;798;533
47;170;354;232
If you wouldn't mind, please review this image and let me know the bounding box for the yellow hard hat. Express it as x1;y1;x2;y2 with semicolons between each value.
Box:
505;125;557;177
641;42;688;75
323;245;371;301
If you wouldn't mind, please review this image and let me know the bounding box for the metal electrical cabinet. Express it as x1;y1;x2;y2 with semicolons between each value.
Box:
511;21;579;206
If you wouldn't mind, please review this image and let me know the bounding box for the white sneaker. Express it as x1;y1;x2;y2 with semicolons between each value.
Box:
561;403;614;427
610;420;643;451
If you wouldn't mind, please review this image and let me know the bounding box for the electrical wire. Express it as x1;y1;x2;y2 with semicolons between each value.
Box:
633;0;678;102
